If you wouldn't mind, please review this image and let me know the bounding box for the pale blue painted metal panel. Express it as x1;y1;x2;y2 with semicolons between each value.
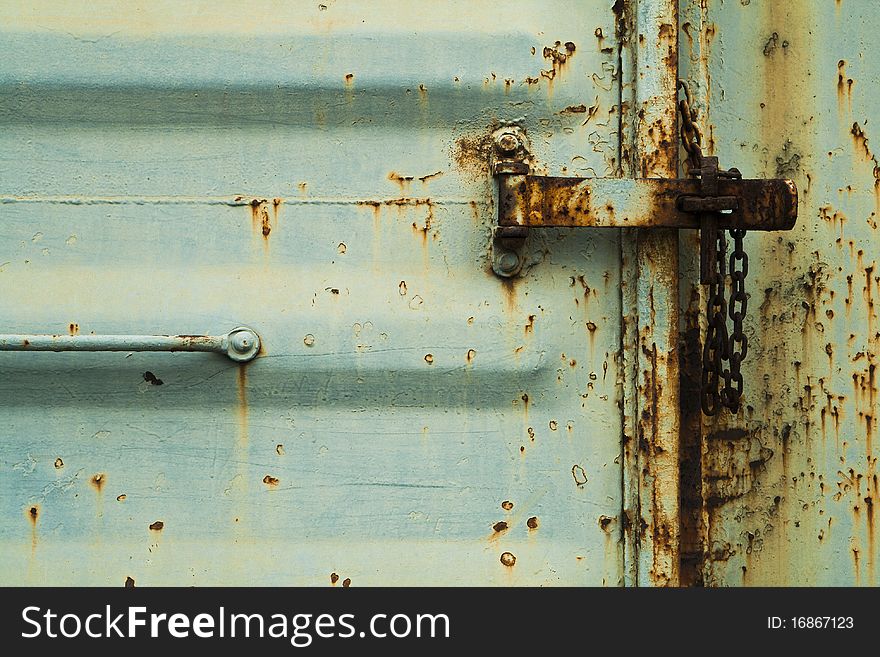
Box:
0;1;625;585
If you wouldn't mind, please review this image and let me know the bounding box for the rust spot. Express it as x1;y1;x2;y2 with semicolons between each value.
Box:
525;314;536;335
501;500;514;511
560;104;588;114
143;371;164;386
124;576;135;588
452;130;495;179
424;353;434;364
549;420;558;430
598;515;613;531
344;73;354;84
342;577;351;588
500;551;516;567
466;348;476;363
149;521;164;531
492;521;509;533
399;280;408;295
68;323;79;335
276;444;285;456
54;457;64;469
571;464;588;486
262;475;279;487
116;494;126;502
526;516;538;529
28;505;38;524
337;242;347;254
388;171;414;189
22;339;29;347
90;473;105;492
418;170;444;184
303;334;315;347
330;572;339;585
541;40;575;81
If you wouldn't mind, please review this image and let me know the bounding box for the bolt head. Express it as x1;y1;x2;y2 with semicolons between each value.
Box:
496;132;521;155
496;251;520;274
226;327;260;362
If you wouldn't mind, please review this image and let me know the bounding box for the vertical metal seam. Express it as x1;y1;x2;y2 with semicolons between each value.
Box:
632;0;681;586
617;0;641;588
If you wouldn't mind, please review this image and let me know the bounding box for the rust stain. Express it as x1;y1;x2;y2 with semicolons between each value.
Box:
388;171;413;190
149;521;164;532
249;198;274;241
68;323;79;335
560;104;588;114
466;348;476;363
837;59;854;114
262;475;279;487
526;516;539;530
418;170;444;184
492;521;509;533
540;40;576;85
27;504;39;553
501;500;514;511
237;364;249;454
344;73;354;85
452;130;496;179
90;473;105;493
499;551;516;567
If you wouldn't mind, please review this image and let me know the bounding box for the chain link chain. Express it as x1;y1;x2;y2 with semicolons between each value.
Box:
678;80;748;415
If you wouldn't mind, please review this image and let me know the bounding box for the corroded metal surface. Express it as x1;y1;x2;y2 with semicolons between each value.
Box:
681;0;879;586
497;175;797;229
0;1;627;585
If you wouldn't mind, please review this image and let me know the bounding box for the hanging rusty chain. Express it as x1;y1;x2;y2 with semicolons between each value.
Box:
677;80;748;415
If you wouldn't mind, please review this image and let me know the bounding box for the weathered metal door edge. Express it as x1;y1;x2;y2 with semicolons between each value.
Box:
618;0;681;587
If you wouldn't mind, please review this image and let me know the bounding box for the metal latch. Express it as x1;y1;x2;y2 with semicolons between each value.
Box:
490;128;796;277
489;84;798;415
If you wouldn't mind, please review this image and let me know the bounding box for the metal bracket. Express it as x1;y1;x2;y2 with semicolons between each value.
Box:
489;127;798;277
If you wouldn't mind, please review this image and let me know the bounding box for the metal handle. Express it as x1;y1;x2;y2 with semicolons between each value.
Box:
0;326;260;363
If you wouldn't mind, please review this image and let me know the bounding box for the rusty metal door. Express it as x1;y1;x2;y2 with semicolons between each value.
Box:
1;0;681;586
679;0;879;587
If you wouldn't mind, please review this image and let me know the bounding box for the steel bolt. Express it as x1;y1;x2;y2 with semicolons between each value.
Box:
495;250;521;275
226;327;261;362
496;132;521;155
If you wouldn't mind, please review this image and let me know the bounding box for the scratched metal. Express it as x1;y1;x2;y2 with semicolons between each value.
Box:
0;1;626;585
680;0;879;586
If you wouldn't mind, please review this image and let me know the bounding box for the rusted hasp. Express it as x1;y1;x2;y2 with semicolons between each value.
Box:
497;175;798;230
